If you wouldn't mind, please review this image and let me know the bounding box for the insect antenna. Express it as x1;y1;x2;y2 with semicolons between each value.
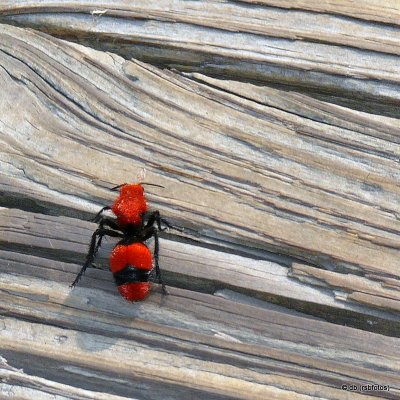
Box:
141;182;165;188
110;183;127;191
110;182;164;191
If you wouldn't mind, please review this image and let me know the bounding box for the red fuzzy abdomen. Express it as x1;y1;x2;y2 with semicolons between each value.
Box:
110;243;153;301
116;282;150;301
111;184;147;226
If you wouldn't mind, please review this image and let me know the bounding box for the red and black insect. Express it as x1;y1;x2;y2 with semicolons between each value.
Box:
71;183;179;301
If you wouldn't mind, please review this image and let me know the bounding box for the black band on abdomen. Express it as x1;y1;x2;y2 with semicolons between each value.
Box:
113;265;151;286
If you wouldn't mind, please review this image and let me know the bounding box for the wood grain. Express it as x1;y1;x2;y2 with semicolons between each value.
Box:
1;1;400;115
1;208;399;337
0;246;399;399
0;24;398;279
0;5;399;398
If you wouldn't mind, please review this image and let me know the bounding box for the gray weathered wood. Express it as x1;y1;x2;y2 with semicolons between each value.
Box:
0;4;399;398
1;1;400;116
0;24;398;282
0;240;399;399
1;208;399;337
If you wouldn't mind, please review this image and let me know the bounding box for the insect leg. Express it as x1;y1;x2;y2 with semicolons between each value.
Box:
137;226;167;295
152;228;167;295
144;210;183;232
94;219;123;253
90;206;111;222
71;228;123;288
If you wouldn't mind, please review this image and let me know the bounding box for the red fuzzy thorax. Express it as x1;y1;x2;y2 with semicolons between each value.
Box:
111;184;147;226
110;243;153;301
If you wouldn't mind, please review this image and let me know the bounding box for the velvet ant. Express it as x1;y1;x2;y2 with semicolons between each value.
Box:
71;183;181;300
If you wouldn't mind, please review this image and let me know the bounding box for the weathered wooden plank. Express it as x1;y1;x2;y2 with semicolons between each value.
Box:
234;0;400;25
289;263;400;313
0;357;135;400
0;4;398;399
1;208;399;336
1;1;400;115
2;0;400;54
1;0;399;26
187;73;400;145
1;205;399;397
0;268;399;399
0;24;399;323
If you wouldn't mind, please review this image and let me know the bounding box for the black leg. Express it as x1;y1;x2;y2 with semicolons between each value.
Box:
71;228;123;288
144;211;183;232
90;206;111;222
98;218;121;231
140;226;167;294
92;219;123;254
152;228;167;294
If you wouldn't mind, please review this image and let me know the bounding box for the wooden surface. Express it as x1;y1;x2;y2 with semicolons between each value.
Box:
0;2;399;399
1;1;400;118
1;210;399;400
